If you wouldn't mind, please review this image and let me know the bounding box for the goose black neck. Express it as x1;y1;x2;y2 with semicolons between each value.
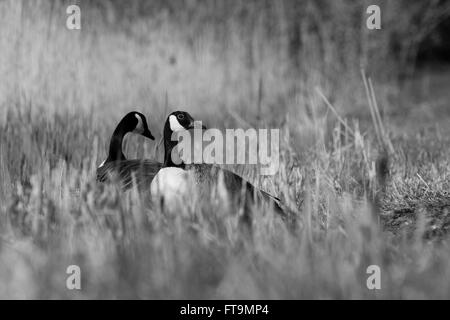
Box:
107;125;128;162
163;123;184;168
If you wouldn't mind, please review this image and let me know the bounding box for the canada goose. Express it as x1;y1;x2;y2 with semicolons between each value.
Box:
150;111;285;219
149;111;200;208
97;111;163;191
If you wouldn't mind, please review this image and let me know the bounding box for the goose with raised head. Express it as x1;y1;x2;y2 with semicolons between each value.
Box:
150;111;285;218
97;111;163;191
150;111;199;207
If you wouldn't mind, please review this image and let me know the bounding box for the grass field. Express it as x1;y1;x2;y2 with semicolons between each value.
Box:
0;0;449;299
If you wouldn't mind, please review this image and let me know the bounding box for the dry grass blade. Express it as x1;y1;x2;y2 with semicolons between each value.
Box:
315;87;355;137
361;69;395;154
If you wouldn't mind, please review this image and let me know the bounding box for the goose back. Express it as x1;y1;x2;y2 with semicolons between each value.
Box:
96;111;161;192
186;163;284;214
97;159;163;192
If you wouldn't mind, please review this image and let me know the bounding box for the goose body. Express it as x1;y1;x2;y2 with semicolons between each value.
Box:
186;163;283;210
98;159;163;191
152;111;284;216
96;111;162;192
150;167;192;210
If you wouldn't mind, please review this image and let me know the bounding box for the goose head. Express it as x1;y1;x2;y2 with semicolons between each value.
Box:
121;111;155;140
102;111;155;165
163;111;206;167
165;111;198;134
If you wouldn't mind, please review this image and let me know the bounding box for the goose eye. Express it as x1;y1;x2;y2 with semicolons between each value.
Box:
177;114;185;120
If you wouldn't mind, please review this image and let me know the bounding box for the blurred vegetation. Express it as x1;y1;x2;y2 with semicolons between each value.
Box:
1;0;449;122
0;0;449;299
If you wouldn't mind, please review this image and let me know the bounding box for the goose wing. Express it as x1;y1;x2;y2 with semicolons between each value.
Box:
222;167;283;212
97;159;163;191
189;164;284;214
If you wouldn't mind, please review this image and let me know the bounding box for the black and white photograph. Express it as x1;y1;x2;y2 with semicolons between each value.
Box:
0;0;449;305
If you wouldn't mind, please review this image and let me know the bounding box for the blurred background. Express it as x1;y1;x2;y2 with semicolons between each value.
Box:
1;0;449;130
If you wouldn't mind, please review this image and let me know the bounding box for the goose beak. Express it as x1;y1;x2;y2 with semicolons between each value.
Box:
143;128;155;140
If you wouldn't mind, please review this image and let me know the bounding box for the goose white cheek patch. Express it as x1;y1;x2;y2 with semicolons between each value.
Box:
133;114;144;134
98;159;106;168
169;115;185;132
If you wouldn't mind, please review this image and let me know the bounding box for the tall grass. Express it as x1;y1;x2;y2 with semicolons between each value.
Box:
3;0;447;119
1;103;449;299
0;0;449;299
